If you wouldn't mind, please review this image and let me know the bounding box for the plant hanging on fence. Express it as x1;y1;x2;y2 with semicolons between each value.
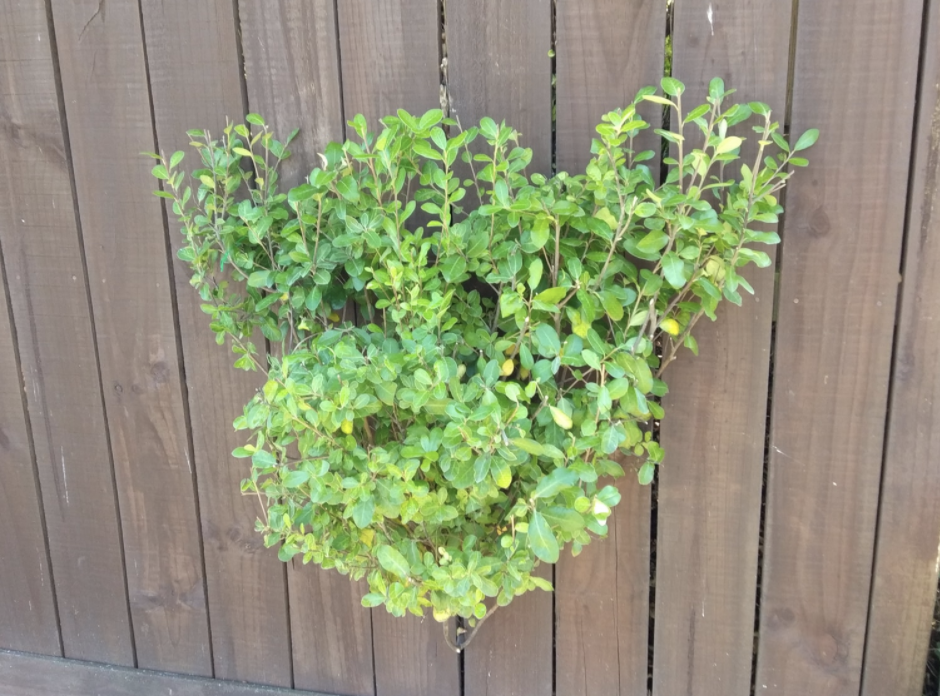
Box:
149;77;816;650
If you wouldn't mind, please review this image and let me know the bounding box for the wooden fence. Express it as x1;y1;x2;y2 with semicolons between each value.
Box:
1;0;938;695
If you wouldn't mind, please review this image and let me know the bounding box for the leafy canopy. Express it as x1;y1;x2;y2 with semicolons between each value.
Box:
149;77;816;630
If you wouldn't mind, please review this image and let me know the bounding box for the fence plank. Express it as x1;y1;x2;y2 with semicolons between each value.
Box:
653;2;792;695
861;2;940;693
754;0;923;693
49;0;213;675
0;0;131;664
0;246;58;655
337;0;440;129
0;650;334;696
140;0;292;686
553;2;664;693
238;4;377;694
445;3;553;695
447;0;552;174
334;4;462;696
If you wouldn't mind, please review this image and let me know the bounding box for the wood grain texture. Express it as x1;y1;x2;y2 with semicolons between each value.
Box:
464;564;553;696
0;649;335;696
0;243;58;655
553;3;664;693
447;0;552;174
861;2;940;693
337;0;440;130
0;0;130;663
141;0;292;686
49;0;212;675
755;0;923;693
554;481;651;696
555;0;665;173
371;613;459;696
447;4;554;695
335;3;462;695
653;2;792;695
238;4;376;694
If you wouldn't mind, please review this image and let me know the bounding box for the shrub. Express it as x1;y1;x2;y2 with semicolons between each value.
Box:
150;77;815;647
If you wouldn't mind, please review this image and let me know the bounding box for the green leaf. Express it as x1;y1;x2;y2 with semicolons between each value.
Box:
601;292;624;321
715;137;744;155
637;461;656;486
169;151;184;168
533;467;579;499
376;545;411;578
541;507;585;533
661;252;687;288
418;108;443;131
246;113;265;126
528;259;543;291
282;470;309;488
793;128;819;152
337;176;360;202
581;349;602;371
642;94;675;107
550;406;573;430
533;323;561;357
634;202;657;218
247;271;271;288
534;287;566;305
661;77;685;97
361;593;385;608
375;382;398;405
351;498;374;528
512;438;545;456
151;164;168;180
527;511;559;563
636;230;669;253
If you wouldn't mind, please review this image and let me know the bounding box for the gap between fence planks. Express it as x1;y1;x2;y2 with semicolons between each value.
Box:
552;1;665;694
140;0;293;686
652;1;792;695
0;0;131;664
755;0;924;694
861;0;940;692
49;0;212;675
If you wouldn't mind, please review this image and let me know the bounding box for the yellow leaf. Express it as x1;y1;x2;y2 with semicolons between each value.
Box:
594;207;618;230
660;318;681;336
359;528;374;548
329;312;341;322
550;406;573;430
341;419;354;434
501;359;515;376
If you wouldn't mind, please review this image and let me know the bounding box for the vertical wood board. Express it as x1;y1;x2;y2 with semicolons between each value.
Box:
755;0;923;693
653;1;792;694
141;0;293;685
553;2;665;693
861;1;940;693
0;0;130;664
50;0;212;675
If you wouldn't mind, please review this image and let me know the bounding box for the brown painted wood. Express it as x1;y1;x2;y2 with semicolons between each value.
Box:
333;3;462;695
140;0;292;686
755;0;923;694
371;613;459;696
0;650;335;696
337;0;440;130
464;564;553;696
552;3;664;694
447;0;552;174
861;2;940;693
49;0;213;675
0;0;130;663
446;4;554;695
652;3;792;695
238;4;377;694
0;244;58;655
555;0;665;172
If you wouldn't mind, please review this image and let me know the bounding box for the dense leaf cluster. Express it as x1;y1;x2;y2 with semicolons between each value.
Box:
150;78;815;627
